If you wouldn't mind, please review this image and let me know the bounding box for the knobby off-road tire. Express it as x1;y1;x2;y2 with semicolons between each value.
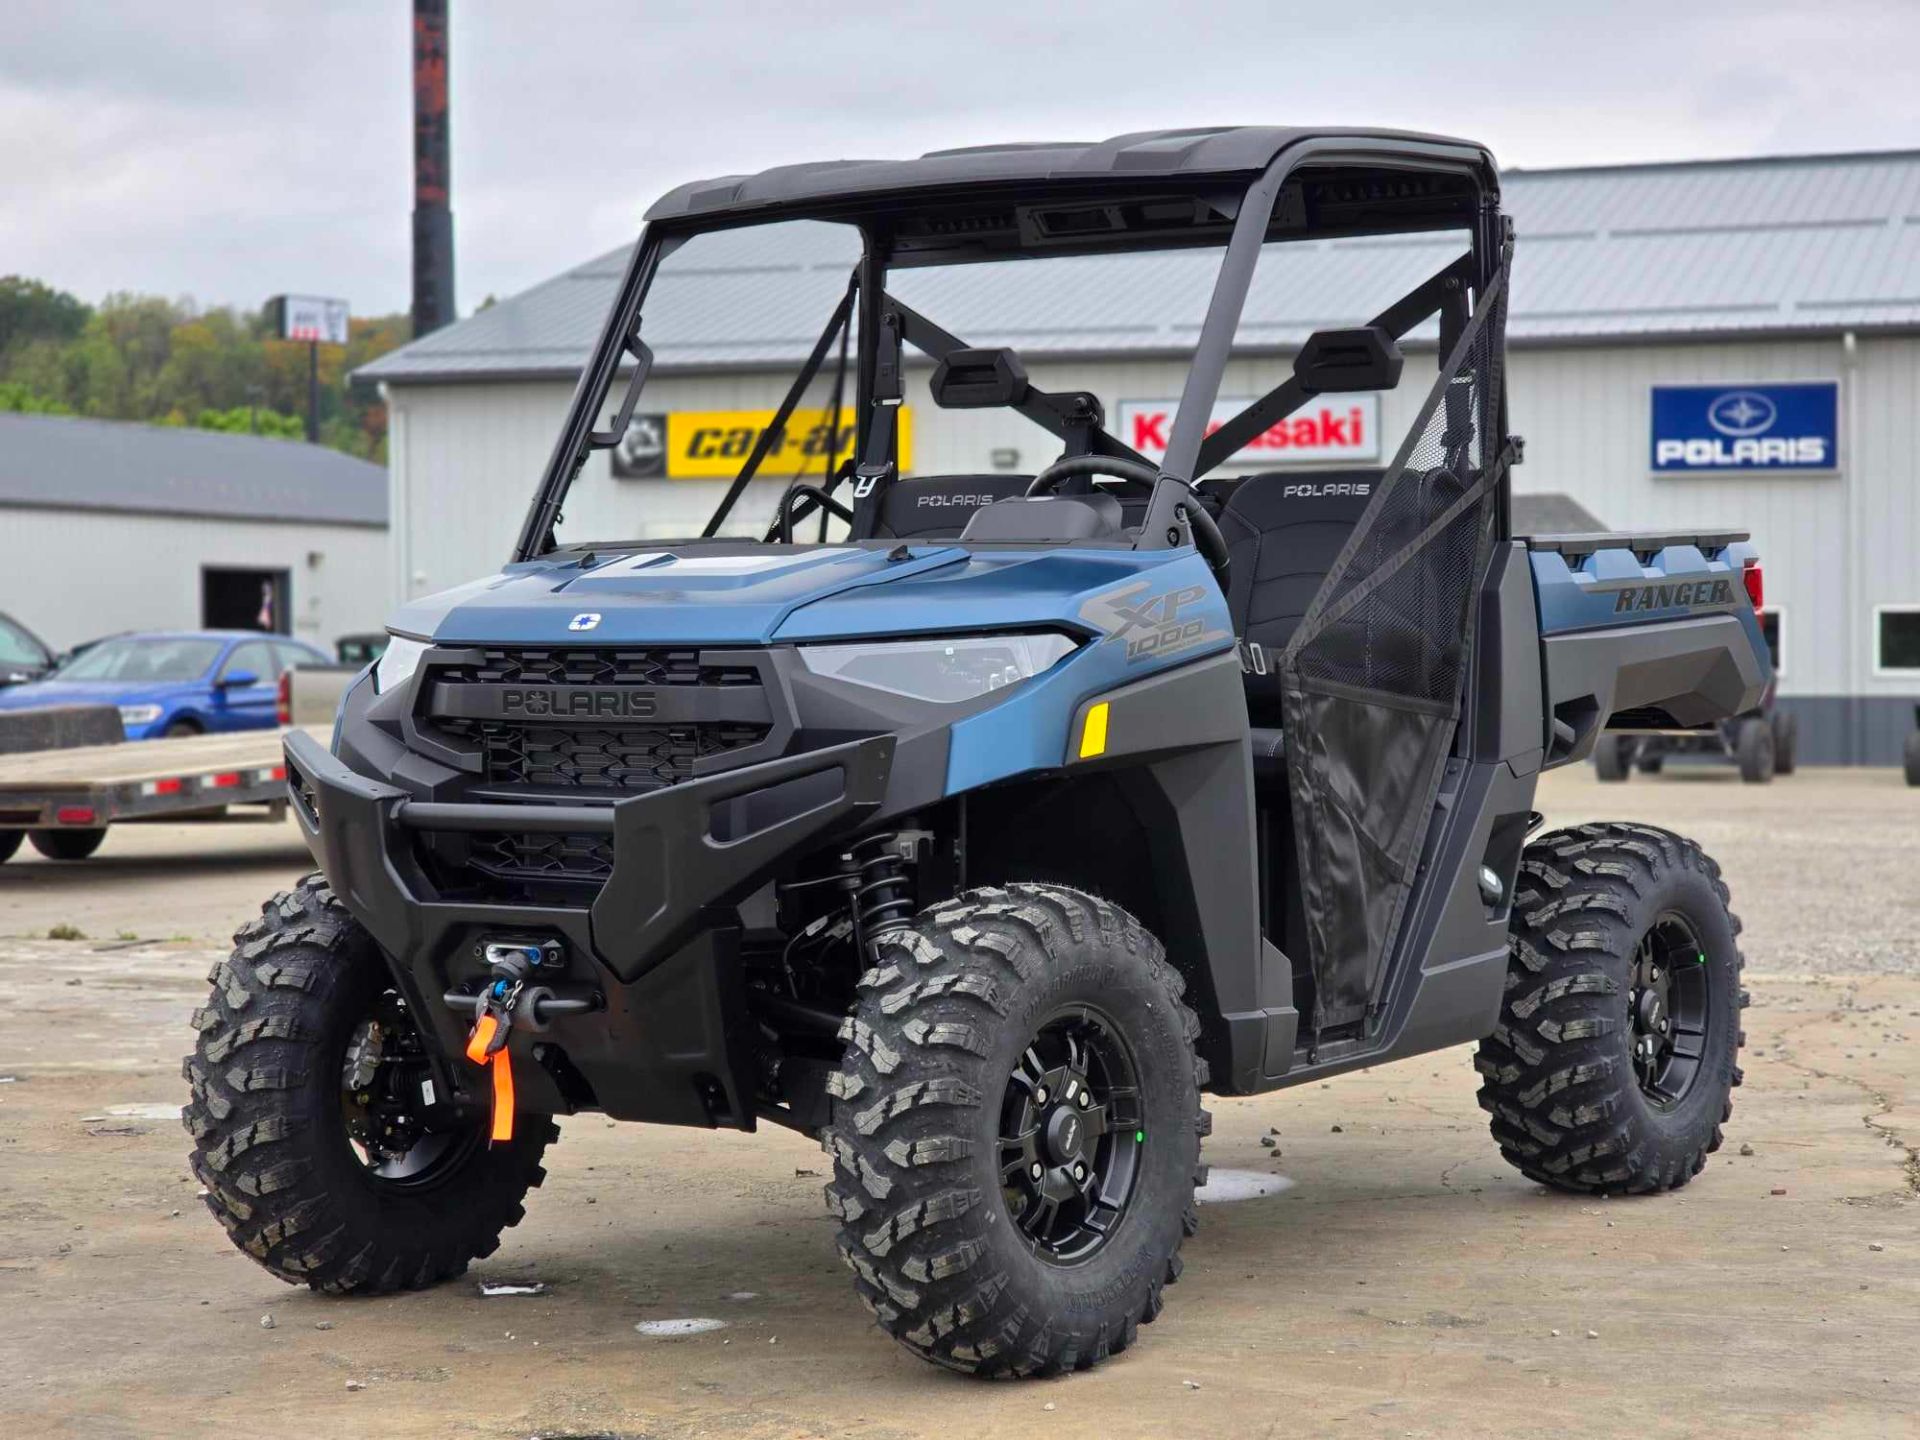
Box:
1477;823;1747;1194
0;830;21;864
184;874;556;1293
1770;710;1798;775
1903;729;1920;787
822;884;1210;1377
29;827;106;860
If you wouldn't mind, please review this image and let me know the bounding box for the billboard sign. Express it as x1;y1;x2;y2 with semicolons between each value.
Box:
272;295;351;345
1116;394;1381;466
1650;382;1838;473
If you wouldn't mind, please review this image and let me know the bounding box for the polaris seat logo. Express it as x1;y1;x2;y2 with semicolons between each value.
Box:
500;687;658;719
1651;382;1837;473
917;493;996;507
1283;481;1370;499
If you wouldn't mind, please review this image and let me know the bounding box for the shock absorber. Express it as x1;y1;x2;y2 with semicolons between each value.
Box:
842;832;916;958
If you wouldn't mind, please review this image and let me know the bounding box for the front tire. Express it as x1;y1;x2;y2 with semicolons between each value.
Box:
30;827;106;860
1904;729;1920;787
1770;710;1798;775
1476;823;1747;1194
822;884;1209;1377
184;875;555;1293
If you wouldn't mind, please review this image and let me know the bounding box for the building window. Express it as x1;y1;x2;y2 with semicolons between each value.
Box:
1874;606;1920;676
1758;609;1784;678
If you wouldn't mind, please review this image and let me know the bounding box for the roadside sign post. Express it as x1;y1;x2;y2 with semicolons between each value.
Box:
267;295;351;443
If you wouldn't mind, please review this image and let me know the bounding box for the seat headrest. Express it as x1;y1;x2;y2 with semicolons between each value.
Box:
876;474;1034;537
1218;468;1382;528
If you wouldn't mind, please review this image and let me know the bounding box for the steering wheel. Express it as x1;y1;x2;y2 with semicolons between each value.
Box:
1025;455;1230;581
764;483;854;543
1025;454;1160;498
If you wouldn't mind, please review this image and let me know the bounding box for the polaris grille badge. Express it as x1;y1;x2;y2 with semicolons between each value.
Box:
568;613;602;632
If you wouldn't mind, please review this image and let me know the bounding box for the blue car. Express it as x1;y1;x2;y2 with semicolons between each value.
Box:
0;631;331;739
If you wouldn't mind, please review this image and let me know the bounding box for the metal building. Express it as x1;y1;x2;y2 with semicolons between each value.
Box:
359;147;1920;764
0;414;391;653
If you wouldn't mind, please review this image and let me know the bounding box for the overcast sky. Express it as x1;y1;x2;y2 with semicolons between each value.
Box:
5;0;1917;319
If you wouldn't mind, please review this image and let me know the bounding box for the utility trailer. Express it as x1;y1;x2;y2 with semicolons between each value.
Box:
0;727;314;863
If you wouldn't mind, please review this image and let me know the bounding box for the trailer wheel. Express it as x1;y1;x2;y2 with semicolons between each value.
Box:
1476;823;1746;1195
0;831;21;864
1735;717;1775;783
184;874;555;1295
822;884;1209;1377
1770;710;1798;775
1593;735;1632;782
1904;730;1920;787
29;828;106;861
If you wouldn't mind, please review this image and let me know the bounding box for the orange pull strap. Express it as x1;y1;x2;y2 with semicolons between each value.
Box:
464;1014;516;1142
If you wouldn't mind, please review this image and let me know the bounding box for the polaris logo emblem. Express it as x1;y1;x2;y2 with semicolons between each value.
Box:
568;613;602;632
1707;392;1776;438
500;687;658;718
917;493;995;507
1283;482;1370;499
1608;578;1737;614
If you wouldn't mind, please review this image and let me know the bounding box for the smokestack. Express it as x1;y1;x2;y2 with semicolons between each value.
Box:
411;0;454;337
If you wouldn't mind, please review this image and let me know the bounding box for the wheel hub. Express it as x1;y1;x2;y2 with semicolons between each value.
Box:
340;990;474;1186
998;1006;1143;1265
1627;914;1711;1107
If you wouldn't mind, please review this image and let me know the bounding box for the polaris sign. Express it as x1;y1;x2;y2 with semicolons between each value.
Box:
1651;383;1838;473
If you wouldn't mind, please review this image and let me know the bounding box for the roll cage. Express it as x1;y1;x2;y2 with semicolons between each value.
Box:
514;127;1511;562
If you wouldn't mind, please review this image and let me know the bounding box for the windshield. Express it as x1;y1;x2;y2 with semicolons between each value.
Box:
0;616;48;668
55;636;224;683
527;172;1485;558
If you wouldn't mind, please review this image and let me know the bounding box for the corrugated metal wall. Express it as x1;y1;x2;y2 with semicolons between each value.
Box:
1;508;389;653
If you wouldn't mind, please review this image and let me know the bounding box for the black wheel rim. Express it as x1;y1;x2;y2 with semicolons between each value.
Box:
997;1005;1143;1265
339;990;479;1189
1628;913;1711;1107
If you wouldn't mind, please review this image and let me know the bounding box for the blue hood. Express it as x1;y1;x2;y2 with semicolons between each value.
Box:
391;545;1205;647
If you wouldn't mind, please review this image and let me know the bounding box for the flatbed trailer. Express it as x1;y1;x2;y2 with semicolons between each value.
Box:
0;728;323;855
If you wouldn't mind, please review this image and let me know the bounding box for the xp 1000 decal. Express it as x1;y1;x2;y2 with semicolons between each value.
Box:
1080;578;1231;664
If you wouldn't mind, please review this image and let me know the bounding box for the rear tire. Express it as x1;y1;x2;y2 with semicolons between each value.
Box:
1735;717;1775;783
1904;730;1920;787
163;718;202;738
29;827;106;860
184;874;555;1294
1771;710;1798;775
822;884;1209;1377
1476;823;1747;1194
1593;735;1632;782
0;831;21;864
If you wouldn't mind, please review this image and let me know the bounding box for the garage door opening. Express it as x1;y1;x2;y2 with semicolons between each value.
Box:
202;567;290;634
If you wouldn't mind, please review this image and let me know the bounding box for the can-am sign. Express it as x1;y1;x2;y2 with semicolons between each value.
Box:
1651;383;1838;473
1117;395;1380;466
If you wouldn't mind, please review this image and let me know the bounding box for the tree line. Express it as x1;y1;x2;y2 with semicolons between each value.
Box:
0;276;409;461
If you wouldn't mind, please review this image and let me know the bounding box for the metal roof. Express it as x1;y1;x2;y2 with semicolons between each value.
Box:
0;414;388;527
359;147;1920;386
643;125;1489;223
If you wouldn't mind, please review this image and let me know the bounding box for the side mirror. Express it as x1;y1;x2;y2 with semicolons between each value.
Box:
218;669;259;689
1293;325;1403;394
929;347;1031;409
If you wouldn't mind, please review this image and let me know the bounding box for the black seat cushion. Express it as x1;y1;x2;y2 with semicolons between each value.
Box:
876;474;1034;538
1216;469;1379;726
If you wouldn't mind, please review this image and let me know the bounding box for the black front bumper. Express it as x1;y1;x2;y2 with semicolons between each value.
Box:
283;728;893;1125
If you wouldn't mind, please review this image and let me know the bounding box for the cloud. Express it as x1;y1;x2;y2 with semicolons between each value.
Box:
3;0;1914;316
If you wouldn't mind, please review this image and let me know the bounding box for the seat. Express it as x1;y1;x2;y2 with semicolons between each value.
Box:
1215;469;1381;775
875;474;1034;539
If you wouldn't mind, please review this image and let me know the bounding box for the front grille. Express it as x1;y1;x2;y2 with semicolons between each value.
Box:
441;719;769;793
437;647;761;689
416;645;776;891
469;830;615;883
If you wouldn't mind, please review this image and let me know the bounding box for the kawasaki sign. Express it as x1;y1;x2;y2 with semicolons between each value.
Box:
1651;382;1838;473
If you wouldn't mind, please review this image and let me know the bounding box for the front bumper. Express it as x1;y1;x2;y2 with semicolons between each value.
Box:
282;728;893;1124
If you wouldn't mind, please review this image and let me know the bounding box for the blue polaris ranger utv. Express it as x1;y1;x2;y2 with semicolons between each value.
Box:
186;127;1771;1376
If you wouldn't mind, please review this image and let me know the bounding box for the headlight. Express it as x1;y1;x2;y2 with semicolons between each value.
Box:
373;634;431;694
798;632;1078;703
118;704;163;727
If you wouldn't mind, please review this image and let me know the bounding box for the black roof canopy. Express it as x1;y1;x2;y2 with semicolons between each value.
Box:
644;126;1500;254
